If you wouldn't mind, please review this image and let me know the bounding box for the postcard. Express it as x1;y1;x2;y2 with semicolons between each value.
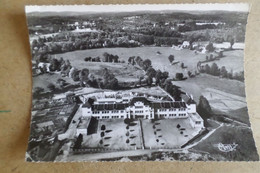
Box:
25;4;258;162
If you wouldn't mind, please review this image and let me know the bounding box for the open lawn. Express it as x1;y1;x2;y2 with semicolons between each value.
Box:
52;46;244;79
202;88;246;112
33;73;77;91
142;118;202;149
192;125;259;161
172;74;248;123
81;119;142;150
203;50;244;73
173;74;246;102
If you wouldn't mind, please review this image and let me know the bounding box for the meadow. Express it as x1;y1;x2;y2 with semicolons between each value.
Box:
192;125;259;161
52;46;244;78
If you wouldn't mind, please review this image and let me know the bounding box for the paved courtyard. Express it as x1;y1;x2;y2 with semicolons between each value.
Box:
81;119;142;150
142;118;202;149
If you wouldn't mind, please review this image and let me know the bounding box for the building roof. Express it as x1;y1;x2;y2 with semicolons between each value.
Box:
151;101;187;109
82;102;91;108
92;103;129;111
187;98;196;105
129;97;150;106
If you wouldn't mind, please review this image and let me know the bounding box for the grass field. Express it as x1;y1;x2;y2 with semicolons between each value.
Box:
173;74;246;102
203;50;244;73
52;46;244;79
33;73;77;91
192;125;259;161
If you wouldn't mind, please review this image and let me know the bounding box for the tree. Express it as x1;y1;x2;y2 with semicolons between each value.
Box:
227;35;235;49
188;71;192;77
206;42;215;52
101;125;106;131
175;73;184;80
210;63;220;76
220;66;228;78
206;55;209;61
47;83;56;92
99;140;103;145
155;70;162;85
162;71;169;79
143;59;152;71
49;58;60;71
172;87;182;101
126;131;129;136
180;63;185;69
168;55;174;63
103;52;109;62
146;67;156;78
197;95;212;120
71;69;80;81
146;76;153;86
33;87;44;96
79;68;89;86
163;79;173;93
57;78;66;88
73;134;83;149
204;64;211;74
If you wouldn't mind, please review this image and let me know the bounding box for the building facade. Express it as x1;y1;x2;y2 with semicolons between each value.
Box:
81;93;204;129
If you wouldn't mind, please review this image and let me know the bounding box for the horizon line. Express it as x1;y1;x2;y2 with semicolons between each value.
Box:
25;4;250;13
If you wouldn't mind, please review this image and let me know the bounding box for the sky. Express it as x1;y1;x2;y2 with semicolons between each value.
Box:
25;4;250;13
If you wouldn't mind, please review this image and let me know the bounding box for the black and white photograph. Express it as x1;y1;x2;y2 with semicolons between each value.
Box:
25;4;258;162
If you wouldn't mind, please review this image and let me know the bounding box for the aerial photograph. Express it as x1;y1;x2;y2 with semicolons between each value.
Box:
25;4;258;162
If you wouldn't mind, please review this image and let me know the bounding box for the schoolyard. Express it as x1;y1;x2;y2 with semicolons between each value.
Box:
142;118;202;149
81;119;142;150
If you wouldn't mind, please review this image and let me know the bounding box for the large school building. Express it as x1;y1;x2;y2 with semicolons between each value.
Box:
81;92;204;129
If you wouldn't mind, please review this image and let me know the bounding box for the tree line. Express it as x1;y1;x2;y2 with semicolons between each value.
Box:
128;55;182;100
200;62;244;82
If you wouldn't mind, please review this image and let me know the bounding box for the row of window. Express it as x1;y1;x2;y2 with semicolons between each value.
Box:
96;115;125;119
158;108;186;112
93;110;124;114
159;113;187;117
135;110;143;113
